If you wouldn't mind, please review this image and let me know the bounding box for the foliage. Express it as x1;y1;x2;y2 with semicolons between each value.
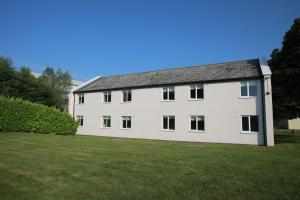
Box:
0;56;72;109
269;18;300;124
0;96;78;135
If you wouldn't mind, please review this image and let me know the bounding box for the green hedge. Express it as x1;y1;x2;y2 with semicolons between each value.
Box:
0;96;78;135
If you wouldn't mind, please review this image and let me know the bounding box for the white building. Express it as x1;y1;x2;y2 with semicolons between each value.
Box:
69;58;274;146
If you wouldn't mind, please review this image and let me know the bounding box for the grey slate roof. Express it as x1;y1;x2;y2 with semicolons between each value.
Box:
74;59;262;93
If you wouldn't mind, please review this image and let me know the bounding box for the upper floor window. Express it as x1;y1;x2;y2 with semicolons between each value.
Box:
241;81;257;97
121;116;131;129
190;84;204;99
103;91;111;103
190;115;205;131
122;90;132;102
162;116;175;130
242;115;259;133
76;115;84;126
78;93;84;104
102;116;111;128
162;87;175;101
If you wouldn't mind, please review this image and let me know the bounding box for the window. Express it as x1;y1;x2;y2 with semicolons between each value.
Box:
102;116;111;128
103;91;111;103
121;116;131;129
162;116;175;130
78;93;84;104
190;116;205;131
241;116;259;132
122;90;132;102
241;81;257;97
190;84;204;99
162;87;175;101
76;116;84;126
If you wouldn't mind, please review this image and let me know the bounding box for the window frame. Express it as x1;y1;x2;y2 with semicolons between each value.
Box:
190;115;205;132
121;90;132;103
189;84;204;100
162;115;175;131
240;80;257;98
121;116;132;129
103;91;111;103
101;115;111;128
241;115;259;133
78;93;84;104
76;115;84;127
162;86;175;101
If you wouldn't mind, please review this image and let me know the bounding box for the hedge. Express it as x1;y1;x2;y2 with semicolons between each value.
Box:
0;96;78;135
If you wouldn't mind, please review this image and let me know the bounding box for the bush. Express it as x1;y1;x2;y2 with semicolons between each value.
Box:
0;96;78;135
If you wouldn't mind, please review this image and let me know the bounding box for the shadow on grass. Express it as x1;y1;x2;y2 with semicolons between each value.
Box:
275;131;300;144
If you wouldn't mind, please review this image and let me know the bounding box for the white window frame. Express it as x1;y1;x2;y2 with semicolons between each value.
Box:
121;90;132;103
102;91;111;103
240;80;257;98
78;93;84;104
190;115;205;132
121;116;132;129
241;115;259;133
162;115;175;131
101;115;111;128
162;86;175;101
189;84;204;100
76;115;84;127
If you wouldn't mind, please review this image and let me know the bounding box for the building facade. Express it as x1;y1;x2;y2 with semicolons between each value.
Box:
69;58;274;146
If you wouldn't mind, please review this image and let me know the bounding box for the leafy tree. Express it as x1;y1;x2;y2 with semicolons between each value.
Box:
269;18;300;124
0;57;19;96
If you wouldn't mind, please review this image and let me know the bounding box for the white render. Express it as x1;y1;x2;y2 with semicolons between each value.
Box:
69;60;275;146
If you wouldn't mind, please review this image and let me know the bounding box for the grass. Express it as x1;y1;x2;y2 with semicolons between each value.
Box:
0;130;299;200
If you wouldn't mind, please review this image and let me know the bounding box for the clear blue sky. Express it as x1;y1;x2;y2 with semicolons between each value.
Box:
0;0;299;81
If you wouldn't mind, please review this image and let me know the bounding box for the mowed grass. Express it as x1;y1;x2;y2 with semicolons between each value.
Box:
0;130;299;200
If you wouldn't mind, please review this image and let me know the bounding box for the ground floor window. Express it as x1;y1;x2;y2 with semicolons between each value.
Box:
191;116;205;131
242;116;259;132
163;116;175;130
102;116;111;128
76;116;84;126
121;116;131;129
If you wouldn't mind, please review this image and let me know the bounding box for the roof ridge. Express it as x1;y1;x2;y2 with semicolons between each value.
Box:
98;58;258;79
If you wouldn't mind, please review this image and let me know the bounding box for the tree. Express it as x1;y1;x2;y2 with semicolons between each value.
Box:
269;18;300;124
39;67;72;109
0;57;19;96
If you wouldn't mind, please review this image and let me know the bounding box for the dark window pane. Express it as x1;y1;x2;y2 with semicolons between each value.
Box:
191;118;196;130
250;116;259;132
190;88;196;99
80;119;83;126
198;120;204;131
163;117;168;129
108;94;111;102
107;119;111;127
169;91;174;100
128;91;132;101
123;92;127;102
197;88;203;99
242;117;249;131
249;85;257;96
123;120;126;128
127;119;131;128
241;86;248;96
169;117;175;130
163;91;168;100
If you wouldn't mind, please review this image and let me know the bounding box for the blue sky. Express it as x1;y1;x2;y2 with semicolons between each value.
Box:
0;0;299;81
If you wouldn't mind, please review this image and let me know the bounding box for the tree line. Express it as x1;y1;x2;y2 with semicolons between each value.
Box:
0;57;72;110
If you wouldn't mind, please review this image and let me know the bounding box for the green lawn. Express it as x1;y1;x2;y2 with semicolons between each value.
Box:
0;130;299;200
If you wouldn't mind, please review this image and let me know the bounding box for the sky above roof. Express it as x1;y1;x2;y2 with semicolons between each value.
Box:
0;0;299;81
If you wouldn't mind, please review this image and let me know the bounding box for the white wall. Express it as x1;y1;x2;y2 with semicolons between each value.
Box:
71;80;265;145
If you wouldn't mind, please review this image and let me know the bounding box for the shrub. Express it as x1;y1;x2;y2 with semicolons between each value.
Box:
0;96;78;135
